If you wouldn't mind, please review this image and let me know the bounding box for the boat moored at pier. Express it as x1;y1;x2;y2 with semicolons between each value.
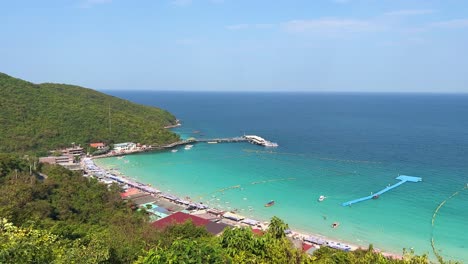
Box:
244;135;278;147
184;145;193;150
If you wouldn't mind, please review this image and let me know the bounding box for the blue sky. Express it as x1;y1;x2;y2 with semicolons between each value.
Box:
1;0;467;92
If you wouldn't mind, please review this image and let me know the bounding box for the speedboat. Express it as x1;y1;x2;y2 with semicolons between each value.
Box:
318;195;326;202
265;200;275;207
331;222;340;228
171;149;178;153
184;144;193;150
372;194;379;199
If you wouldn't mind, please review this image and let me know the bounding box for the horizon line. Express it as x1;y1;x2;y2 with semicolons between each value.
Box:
98;89;468;95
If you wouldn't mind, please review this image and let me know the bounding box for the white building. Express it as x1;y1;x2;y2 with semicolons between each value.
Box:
113;142;137;151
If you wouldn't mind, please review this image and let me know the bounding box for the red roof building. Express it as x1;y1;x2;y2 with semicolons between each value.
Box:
302;243;314;252
120;188;142;198
90;142;106;149
151;212;229;236
252;229;264;236
151;212;209;229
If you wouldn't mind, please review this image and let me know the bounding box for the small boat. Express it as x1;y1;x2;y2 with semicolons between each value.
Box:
171;149;178;153
207;141;218;144
331;222;340;228
265;200;275;207
372;194;379;199
318;195;326;202
184;144;193;150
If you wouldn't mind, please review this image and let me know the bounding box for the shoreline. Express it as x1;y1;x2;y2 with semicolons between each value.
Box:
87;156;403;260
163;120;182;129
92;121;190;160
92;140;193;160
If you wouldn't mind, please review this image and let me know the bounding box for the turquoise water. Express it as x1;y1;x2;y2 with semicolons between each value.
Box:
96;92;468;262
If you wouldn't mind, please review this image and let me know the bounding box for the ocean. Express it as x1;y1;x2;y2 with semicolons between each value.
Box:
96;91;468;262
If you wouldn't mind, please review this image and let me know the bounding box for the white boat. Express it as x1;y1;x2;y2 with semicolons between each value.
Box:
184;144;193;150
207;141;218;144
244;135;278;147
318;195;326;202
171;149;178;153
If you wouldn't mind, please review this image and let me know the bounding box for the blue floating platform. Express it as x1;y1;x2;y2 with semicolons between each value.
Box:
396;175;422;182
342;175;422;207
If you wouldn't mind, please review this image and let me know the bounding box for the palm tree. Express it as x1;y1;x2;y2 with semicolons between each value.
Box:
268;216;289;239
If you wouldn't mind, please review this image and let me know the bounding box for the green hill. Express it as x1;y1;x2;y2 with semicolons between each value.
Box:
0;73;179;153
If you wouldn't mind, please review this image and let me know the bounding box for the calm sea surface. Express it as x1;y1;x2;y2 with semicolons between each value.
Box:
96;92;468;262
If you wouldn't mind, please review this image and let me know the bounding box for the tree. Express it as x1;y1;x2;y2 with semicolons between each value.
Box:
157;221;211;249
135;239;227;264
0;218;110;264
0;218;59;264
268;216;289;239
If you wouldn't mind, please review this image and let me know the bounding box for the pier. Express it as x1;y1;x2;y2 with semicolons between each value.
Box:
196;137;248;143
163;135;278;148
342;175;422;207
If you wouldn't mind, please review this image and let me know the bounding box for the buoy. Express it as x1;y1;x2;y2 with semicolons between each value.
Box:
431;185;467;261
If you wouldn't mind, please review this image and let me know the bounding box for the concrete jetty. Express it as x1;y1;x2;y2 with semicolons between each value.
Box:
342;175;422;207
163;135;278;148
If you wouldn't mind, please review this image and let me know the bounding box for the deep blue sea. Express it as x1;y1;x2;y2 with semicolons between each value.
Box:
98;91;468;262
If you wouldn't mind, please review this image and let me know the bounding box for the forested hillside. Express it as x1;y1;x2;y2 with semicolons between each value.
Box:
0;73;179;153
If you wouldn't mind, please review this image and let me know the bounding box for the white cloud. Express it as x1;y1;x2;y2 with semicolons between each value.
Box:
282;18;376;34
226;24;250;30
384;9;435;16
171;0;192;7
431;18;468;28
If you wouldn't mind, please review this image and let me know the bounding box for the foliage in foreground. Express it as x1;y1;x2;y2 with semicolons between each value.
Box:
0;72;179;154
0;154;447;264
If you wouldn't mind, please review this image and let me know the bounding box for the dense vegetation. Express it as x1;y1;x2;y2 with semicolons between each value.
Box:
0;154;442;263
0;73;179;154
